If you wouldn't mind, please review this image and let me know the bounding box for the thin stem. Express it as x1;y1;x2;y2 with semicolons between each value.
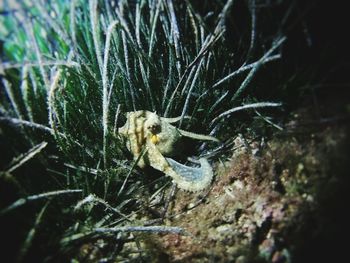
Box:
1;77;24;119
0;117;53;134
5;142;48;174
0;61;79;70
167;0;182;76
232;37;286;101
102;20;120;168
89;0;103;74
47;68;62;134
211;102;282;126
94;225;188;235
20;66;34;121
74;194;131;221
212;54;281;89
17;201;50;262
1;189;82;215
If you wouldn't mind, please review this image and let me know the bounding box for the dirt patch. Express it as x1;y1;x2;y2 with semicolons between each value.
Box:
148;121;349;262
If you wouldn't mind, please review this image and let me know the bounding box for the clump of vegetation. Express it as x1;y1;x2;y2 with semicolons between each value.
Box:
0;0;298;261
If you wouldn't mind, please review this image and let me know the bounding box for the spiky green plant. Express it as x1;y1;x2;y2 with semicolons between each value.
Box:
1;0;289;261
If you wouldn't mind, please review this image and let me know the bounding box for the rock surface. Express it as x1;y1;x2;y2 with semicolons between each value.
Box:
144;115;349;262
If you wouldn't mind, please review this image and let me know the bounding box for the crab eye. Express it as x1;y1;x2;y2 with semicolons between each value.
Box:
148;124;161;134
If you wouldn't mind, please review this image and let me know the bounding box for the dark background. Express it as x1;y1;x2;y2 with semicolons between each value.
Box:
286;1;350;262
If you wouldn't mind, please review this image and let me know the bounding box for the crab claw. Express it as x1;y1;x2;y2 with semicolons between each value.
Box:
165;158;213;192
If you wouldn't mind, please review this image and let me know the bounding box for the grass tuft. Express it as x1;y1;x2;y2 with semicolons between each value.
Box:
0;0;293;260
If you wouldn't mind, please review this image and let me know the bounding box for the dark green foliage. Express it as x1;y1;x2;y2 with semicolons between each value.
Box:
0;0;293;261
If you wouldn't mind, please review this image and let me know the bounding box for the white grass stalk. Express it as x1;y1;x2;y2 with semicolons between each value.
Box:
164;53;201;117
33;0;72;46
113;104;121;135
148;0;162;58
115;5;135;45
70;0;78;51
121;31;136;110
74;194;130;221
167;0;182;76
208;90;229;115
0;60;79;70
89;0;103;73
216;0;234;31
0;189;82;215
180;65;197;96
94;225;187;235
25;22;50;90
179;61;203;127
205;51;213;73
255;110;283;131
33;0;89;75
47;68;62;132
102;20;120;167
161;54;174;111
117;147;147;197
0;117;66;137
164;3;229;117
1;77;24;119
212;54;281;88
211;102;282;126
62;225;187;245
187;6;200;51
138;58;155;110
29;69;38;96
247;0;257;58
159;6;171;40
232;37;286;101
105;0;116;22
6;141;48;173
64;163;98;175
163;30;215;117
135;2;142;47
17;201;49;262
122;31;131;79
200;22;205;46
164;66;192;116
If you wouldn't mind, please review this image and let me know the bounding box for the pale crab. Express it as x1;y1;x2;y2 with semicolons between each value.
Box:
118;110;218;192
